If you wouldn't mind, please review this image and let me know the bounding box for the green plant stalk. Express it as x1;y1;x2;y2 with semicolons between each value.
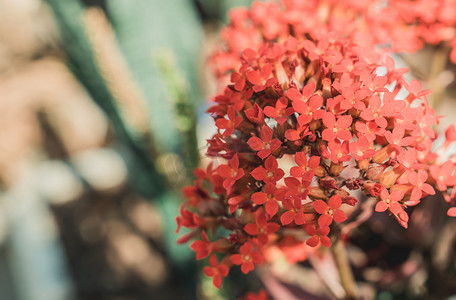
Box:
332;238;358;300
42;0;166;198
155;52;200;175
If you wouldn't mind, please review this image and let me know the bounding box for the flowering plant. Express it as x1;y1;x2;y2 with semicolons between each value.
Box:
177;0;456;298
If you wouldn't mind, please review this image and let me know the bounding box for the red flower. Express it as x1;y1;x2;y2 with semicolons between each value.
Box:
292;94;325;125
190;231;212;260
248;125;281;159
375;188;404;215
230;242;264;274
284;123;312;141
251;183;284;216
302;37;329;61
313;195;347;227
322;112;352;141
244;103;265;124
284;176;311;200
244;212;280;244
305;225;331;247
350;136;375;161
335;74;368;111
246;63;278;92
215;106;243;137
359;95;393;128
238;290;269;300
280;195;311;226
326;140;351;164
404;79;431;103
203;255;229;289
360;71;389;95
444;124;456;148
285;82;315;103
175;207;201;233
290;151;321;178
217;154;245;190
355;121;382;142
407;169;435;202
263;97;293;124
251;156;285;184
384;126;415;152
177;1;456;286
430;161;456;191
448;207;456;217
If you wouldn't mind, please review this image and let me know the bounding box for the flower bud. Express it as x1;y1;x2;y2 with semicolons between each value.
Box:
362;181;382;196
275;60;289;88
344;197;358;206
319;176;339;190
373;144;395;164
389;184;413;195
357;158;369;170
345;178;363;190
379;165;406;188
330;162;344;176
314;165;326;177
308;186;328;200
334;188;349;199
366;164;386;181
322;77;332;101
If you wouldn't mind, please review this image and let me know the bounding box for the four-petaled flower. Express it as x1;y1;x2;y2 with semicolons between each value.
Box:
215;106;243;137
292;94;325;125
408;169;435;203
190;231;212;260
375;188;405;215
217;154;245;190
305;225;331;247
290;151;321;178
203;255;229;289
244;212;280;244
384;126;415;152
263;97;294;124
248;125;281;159
322;112;352;141
251;183;284;216
251;156;285;184
230;242;264;274
350;136;375;161
313;195;348;227
246;63;278;92
430;161;456;191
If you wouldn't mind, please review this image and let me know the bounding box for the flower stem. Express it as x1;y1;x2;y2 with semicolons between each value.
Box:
332;238;358;299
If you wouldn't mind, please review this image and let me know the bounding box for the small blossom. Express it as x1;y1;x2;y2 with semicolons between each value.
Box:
305;225;332;247
375;189;405;215
244;212;280;244
217;154;245;190
408;169;435;202
248;125;281;159
313;195;348;227
263;97;293;124
230;242;264;274
251;156;285;184
203;255;229;289
322;112;353;141
215;106;242;137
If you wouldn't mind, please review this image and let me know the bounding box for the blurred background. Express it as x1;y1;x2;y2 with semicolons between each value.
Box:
1;1;456;300
0;0;256;299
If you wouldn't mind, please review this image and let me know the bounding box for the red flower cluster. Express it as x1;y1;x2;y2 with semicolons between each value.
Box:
381;0;456;62
211;0;456;81
177;0;456;291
